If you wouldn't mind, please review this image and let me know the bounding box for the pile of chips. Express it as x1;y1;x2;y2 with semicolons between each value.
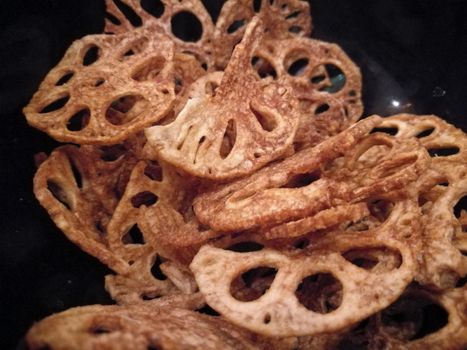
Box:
24;0;466;349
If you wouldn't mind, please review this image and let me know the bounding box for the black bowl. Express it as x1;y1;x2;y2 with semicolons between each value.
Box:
0;1;466;348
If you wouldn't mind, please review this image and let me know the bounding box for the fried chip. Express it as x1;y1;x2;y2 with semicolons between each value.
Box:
26;303;295;350
194;116;428;232
191;198;421;337
214;0;312;69
24;24;176;144
145;17;300;180
33;144;139;273
104;0;215;69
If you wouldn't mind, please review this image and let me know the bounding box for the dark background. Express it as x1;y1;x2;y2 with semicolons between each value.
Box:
0;0;466;348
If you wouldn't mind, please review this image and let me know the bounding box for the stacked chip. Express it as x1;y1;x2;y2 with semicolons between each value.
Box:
23;1;466;349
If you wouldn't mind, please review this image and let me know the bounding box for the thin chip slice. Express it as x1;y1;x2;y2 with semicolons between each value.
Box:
214;0;312;69
254;37;363;149
194;116;429;232
191;198;421;337
33;145;138;274
145;17;300;180
24;24;175;144
26;304;295;350
105;0;215;69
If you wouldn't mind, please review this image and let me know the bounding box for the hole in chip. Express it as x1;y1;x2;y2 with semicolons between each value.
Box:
368;199;394;222
250;104;277;132
282;170;320;188
122;224;145;245
151;255;168;280
343;247;402;272
55;72;74;86
263;313;271;324
227;241;264;253
47;180;71;210
253;0;261;12
370;127;398;136
453;195;467;219
320;64;346;93
428;147;460;157
82;45;100;66
99;144;127;162
416;127;435;138
196;304;220;316
105;11;121;25
171;12;203;42
251;56;277;79
315;103;330;115
227;19;246;34
311;74;326;84
68;157;83;189
94;78;105;87
132;56;165;81
294;238;310;250
288;25;302;33
286;10;301;19
144;161;163;181
287;58;309;76
381;294;448;341
67;108;90;131
220;119;237;159
112;0;142;27
295;273;343;313
39;95;70;113
131;191;158;208
231;267;277;302
105;95;149;125
141;0;164;18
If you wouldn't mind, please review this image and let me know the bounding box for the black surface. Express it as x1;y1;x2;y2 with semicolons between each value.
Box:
0;0;466;349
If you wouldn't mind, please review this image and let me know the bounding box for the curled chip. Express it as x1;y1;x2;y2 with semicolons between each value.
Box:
145;17;300;180
26;304;295;350
191;198;421;337
105;0;215;69
33;145;138;274
194;116;404;232
214;0;312;68
24;24;176;144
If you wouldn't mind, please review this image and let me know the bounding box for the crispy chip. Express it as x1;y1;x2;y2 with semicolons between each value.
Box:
26;303;295;350
145;17;300;180
194;116;413;232
214;0;312;69
105;0;215;69
24;24;176;144
33;144;139;273
191;198;421;337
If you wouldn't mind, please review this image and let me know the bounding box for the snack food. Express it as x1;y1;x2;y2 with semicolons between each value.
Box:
23;0;466;349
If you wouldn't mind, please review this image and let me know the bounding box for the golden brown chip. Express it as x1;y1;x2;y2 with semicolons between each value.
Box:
33;144;139;274
214;0;312;69
105;0;215;69
26;303;295;350
194;116;428;232
145;17;300;180
253;37;363;149
191;198;421;337
24;24;176;144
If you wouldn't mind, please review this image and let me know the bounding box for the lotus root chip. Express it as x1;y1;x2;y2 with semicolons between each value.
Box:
194;116;410;232
254;38;363;149
26;304;296;350
104;0;215;69
33;145;139;273
145;18;300;180
191;199;421;337
24;23;176;145
214;0;312;69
